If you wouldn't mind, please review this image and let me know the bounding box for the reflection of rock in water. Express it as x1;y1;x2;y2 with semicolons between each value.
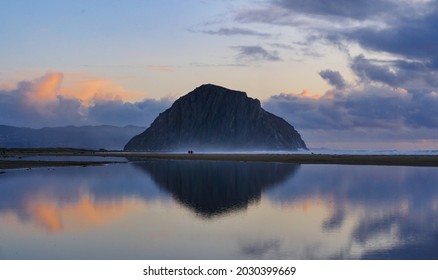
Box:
131;160;299;217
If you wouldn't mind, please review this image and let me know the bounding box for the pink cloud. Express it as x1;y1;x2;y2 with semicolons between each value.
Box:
0;72;172;127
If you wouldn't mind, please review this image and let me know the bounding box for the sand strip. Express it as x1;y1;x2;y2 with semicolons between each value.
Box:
1;149;438;168
0;160;122;170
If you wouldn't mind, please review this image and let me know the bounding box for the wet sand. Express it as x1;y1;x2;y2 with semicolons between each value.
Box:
0;149;123;170
121;153;438;167
0;160;123;170
1;148;438;169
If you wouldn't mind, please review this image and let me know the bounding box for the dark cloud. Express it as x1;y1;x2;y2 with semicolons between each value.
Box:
265;85;438;131
232;45;281;62
0;89;40;127
308;3;436;95
236;6;302;26
319;70;346;89
0;73;171;128
351;56;400;87
0;77;84;127
338;6;438;89
263;80;438;148
232;0;438;147
198;27;271;37
274;0;394;20
88;98;172;127
236;0;438;87
264;91;351;130
270;41;324;58
350;55;438;91
236;0;400;27
236;0;438;59
51;96;86;125
345;5;438;61
269;43;296;50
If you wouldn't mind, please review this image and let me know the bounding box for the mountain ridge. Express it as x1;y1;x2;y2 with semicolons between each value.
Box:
0;125;145;150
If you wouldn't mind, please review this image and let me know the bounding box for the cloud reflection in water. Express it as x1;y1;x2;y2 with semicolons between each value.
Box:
0;161;437;259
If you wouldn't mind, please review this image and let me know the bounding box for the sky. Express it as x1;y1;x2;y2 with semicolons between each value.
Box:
1;0;438;149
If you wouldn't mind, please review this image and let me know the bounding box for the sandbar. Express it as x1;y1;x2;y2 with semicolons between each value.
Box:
1;148;438;169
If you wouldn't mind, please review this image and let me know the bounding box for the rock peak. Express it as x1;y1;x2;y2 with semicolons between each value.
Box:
186;83;248;98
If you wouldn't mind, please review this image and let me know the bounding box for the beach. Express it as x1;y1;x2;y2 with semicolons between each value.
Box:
1;148;438;170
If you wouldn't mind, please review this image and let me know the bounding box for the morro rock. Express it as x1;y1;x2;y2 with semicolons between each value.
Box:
124;84;307;151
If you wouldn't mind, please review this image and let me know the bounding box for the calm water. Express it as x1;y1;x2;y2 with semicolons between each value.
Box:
0;160;437;259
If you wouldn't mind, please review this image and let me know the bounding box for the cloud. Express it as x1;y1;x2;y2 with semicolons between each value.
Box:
236;6;303;27
351;56;401;87
344;3;438;61
198;27;271;37
233;0;438;148
60;76;145;105
26;72;64;103
334;3;438;91
236;1;438;63
265;84;438;131
319;70;347;89
236;0;421;27
87;98;172;127
231;45;281;62
0;72;172;128
274;0;394;20
235;1;388;28
350;55;438;91
245;0;438;91
263;74;438;148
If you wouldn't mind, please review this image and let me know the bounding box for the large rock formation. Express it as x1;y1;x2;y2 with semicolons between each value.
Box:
124;84;307;151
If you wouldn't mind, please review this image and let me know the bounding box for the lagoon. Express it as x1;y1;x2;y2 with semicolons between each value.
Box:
0;160;437;259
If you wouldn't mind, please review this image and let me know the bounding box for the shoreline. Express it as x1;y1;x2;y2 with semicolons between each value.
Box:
1;148;438;169
123;153;438;167
0;159;123;170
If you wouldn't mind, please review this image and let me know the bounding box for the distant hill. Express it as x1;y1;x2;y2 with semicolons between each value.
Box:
125;84;307;151
0;125;145;150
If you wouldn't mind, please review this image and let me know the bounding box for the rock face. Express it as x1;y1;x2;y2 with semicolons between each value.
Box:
124;84;307;151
